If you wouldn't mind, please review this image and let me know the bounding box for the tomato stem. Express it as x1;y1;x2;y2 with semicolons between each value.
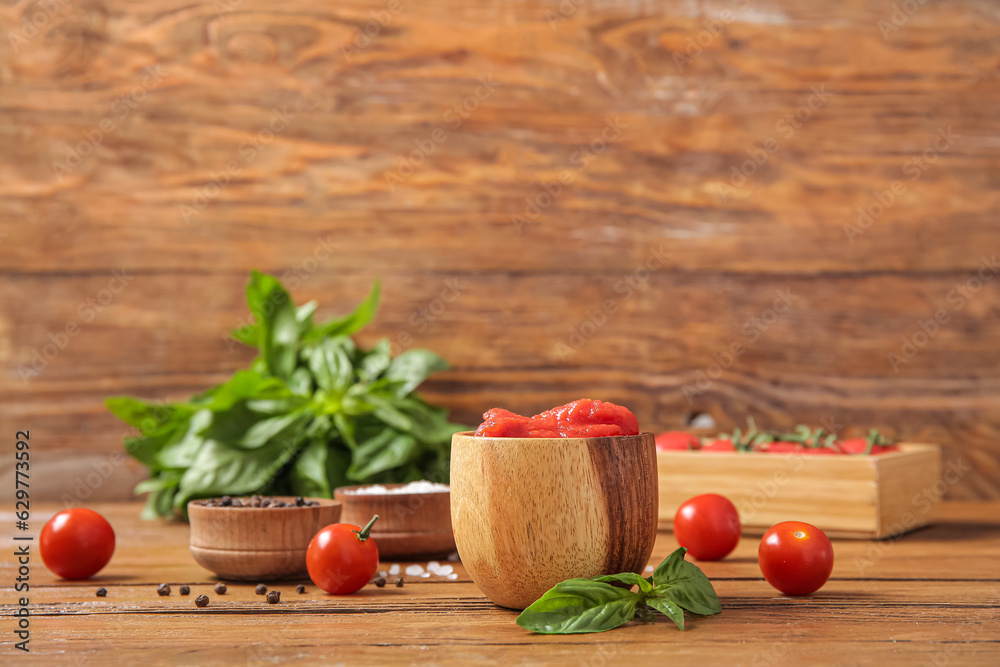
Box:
354;514;379;541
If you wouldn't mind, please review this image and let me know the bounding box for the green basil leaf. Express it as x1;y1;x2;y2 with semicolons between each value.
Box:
173;435;305;512
325;444;353;491
347;430;419;481
106;396;186;431
139;472;181;519
593;572;653;595
304;281;380;342
124;433;171;468
365;393;414;433
646;596;685;630
134;473;181;496
309;337;356;394
383;349;449;396
247;271;299;380
358;339;392;381
340;383;379;416
155;410;211;469
516;579;640;634
333;413;357;449
652;548;722;616
229;322;259;348
197;371;290;412
233;411;312;450
245;395;309;415
201;401;310;450
634;603;655;623
287;367;313;396
296;300;318;336
287;438;332;498
389;396;465;444
416;444;450;484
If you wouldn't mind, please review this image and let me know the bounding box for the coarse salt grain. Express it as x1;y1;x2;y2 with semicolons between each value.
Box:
446;573;458;580
420;573;431;578
644;565;654;573
427;562;453;576
344;481;450;495
405;564;425;576
388;564;400;575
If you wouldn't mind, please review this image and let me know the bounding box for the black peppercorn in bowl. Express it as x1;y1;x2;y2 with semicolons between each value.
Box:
188;496;341;581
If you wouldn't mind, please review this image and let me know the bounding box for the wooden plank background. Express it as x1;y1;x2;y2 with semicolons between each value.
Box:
1;0;999;501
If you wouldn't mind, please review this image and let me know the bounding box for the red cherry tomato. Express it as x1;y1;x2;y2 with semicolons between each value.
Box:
839;438;900;455
655;431;700;451
673;494;741;561
40;508;115;580
700;438;735;452
758;521;834;596
306;515;380;594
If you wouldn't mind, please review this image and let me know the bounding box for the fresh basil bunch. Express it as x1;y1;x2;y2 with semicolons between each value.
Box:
107;271;466;519
516;548;721;634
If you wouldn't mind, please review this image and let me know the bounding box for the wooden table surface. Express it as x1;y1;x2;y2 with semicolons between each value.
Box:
3;501;999;665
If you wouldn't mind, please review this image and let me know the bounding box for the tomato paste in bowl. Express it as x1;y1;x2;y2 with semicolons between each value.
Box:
474;398;639;438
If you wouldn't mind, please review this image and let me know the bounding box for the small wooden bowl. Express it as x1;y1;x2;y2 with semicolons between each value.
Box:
188;497;341;581
334;484;454;559
451;431;658;610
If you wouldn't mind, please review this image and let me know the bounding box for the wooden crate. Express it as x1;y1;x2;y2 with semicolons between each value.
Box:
657;444;942;539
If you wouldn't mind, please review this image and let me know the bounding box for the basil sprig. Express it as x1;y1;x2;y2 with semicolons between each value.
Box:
516;548;721;634
107;270;466;519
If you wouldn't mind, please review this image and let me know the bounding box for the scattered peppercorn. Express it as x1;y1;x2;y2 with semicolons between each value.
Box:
195;595;209;608
395;577;404;587
179;585;190;596
96;587;107;597
214;583;227;595
266;591;280;604
255;584;267;595
157;583;171;596
296;584;305;594
373;577;386;588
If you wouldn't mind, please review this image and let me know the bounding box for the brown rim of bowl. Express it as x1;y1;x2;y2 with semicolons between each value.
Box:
187;496;342;510
452;431;654;442
334;483;450;497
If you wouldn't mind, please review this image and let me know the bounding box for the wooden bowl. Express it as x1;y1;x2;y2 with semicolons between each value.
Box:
334;484;455;559
450;431;658;610
188;497;341;581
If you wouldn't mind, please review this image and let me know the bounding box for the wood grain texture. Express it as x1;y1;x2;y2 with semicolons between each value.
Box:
450;432;657;609
657;444;942;538
187;497;342;580
1;501;998;664
1;0;999;499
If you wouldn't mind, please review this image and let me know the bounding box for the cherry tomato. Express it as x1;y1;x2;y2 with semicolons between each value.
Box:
758;521;834;596
839;438;900;455
40;508;115;580
700;438;735;452
655;431;700;451
673;494;741;561
306;514;380;594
